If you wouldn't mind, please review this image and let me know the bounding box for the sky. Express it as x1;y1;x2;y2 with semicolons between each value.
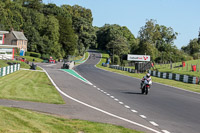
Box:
43;0;200;49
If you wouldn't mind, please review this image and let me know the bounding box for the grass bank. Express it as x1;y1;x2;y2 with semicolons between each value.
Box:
97;52;200;93
0;59;42;70
75;52;89;65
153;60;200;77
0;70;64;104
0;106;142;133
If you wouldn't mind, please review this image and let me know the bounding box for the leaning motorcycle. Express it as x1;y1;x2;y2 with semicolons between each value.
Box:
141;79;152;95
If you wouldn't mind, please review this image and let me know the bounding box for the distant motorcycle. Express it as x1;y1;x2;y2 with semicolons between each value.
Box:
141;79;152;95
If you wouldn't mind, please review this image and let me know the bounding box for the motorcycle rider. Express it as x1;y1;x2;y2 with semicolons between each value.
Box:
141;73;152;89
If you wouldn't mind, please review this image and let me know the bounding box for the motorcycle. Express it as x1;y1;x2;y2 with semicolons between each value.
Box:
141;79;152;95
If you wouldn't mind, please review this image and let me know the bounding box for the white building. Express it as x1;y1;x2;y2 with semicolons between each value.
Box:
0;31;17;60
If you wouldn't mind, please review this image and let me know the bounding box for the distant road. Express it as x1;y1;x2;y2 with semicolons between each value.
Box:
74;50;200;133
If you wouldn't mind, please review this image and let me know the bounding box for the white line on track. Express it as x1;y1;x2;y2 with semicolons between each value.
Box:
131;110;138;113
140;115;147;119
162;130;171;133
114;99;119;101
125;105;130;109
119;102;124;104
150;121;159;126
43;68;162;133
110;96;115;98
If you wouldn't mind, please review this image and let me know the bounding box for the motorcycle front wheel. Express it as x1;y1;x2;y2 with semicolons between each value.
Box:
141;87;145;94
145;87;149;95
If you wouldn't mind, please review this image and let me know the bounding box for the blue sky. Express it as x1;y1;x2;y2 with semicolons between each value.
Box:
43;0;200;49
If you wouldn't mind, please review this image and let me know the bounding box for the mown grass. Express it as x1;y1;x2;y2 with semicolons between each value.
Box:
75;52;89;65
153;60;200;77
97;52;200;93
18;55;43;63
0;59;42;70
0;106;142;133
0;70;65;104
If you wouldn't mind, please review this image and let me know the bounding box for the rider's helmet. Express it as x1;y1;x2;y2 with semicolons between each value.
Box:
146;73;151;78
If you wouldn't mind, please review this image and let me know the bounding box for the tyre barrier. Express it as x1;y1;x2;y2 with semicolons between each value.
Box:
109;65;136;73
109;65;199;84
0;64;20;77
148;70;199;84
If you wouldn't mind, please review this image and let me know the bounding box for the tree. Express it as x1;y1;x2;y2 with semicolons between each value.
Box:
62;5;96;55
137;19;178;62
22;0;43;11
96;24;136;51
44;15;61;58
181;38;200;59
106;36;130;56
58;16;77;57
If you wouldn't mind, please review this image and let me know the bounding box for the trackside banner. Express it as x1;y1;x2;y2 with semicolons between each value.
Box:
127;54;150;61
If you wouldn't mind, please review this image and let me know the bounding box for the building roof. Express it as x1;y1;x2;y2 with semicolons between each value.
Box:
0;31;9;35
12;31;27;41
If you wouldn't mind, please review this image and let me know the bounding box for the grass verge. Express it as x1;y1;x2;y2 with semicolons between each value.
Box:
97;52;200;93
0;70;65;104
0;106;142;133
18;55;43;63
75;52;89;65
0;59;42;70
152;60;200;77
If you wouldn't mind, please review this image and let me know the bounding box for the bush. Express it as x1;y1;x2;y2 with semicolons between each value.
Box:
42;54;50;60
25;52;31;56
192;53;200;60
29;52;41;58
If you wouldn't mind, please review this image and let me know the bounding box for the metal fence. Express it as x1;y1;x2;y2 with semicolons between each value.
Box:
0;64;20;77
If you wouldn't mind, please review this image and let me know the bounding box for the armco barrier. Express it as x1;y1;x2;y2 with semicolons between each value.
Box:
0;64;20;77
148;70;199;84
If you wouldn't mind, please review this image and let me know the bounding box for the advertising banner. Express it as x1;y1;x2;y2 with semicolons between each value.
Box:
127;54;150;61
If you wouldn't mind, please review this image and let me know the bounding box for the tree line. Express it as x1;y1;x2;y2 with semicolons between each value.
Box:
0;0;96;59
0;0;199;63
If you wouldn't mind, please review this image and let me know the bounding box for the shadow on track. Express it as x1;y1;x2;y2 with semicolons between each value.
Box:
122;92;143;95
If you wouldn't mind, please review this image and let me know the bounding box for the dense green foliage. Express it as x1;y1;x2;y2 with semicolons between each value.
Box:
95;20;193;64
63;5;97;55
181;38;200;59
136;19;190;62
0;0;95;59
96;24;137;63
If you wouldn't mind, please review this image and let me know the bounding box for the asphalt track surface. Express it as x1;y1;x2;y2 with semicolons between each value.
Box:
74;50;200;133
0;50;199;133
